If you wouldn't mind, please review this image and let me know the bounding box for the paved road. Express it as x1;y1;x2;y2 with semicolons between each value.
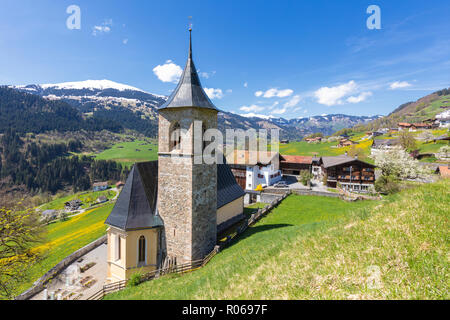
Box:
31;243;108;300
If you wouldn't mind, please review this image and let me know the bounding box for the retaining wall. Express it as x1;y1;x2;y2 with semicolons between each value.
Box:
15;235;107;300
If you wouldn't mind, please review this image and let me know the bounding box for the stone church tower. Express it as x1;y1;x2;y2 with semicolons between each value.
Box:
157;29;218;265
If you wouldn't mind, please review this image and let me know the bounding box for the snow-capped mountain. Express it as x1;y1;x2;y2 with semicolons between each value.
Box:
10;80;379;139
12;80;167;119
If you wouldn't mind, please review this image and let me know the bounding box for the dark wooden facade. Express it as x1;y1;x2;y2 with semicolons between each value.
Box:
321;158;376;192
229;165;247;190
280;155;312;175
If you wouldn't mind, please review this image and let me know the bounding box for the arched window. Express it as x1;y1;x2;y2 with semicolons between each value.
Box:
138;236;146;264
170;122;181;151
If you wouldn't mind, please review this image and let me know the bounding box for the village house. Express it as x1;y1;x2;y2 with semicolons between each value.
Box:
65;199;82;211
318;155;376;193
311;156;322;178
41;209;58;221
280;155;312;176
410;123;437;131
305;137;322;143
93;182;109;192
226;150;282;190
337;139;357;148
398;122;412;131
115;181;125;188
104;30;246;282
97;195;108;204
436;110;450;128
436;165;450;178
371;138;400;156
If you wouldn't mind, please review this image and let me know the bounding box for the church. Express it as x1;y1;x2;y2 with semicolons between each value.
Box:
104;30;245;282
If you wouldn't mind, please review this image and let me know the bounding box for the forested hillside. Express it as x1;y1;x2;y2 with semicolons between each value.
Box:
0;129;129;194
0;87;121;134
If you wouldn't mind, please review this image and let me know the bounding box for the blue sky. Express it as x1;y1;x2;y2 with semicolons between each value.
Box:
1;0;449;118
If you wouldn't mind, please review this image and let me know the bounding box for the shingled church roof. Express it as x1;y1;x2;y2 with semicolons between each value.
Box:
105;162;163;231
105;160;245;231
159;29;218;111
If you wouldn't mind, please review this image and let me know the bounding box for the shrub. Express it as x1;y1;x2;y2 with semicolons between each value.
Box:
299;170;313;186
374;175;400;194
127;272;142;287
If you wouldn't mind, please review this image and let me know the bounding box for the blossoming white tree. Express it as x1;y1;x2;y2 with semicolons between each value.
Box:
372;146;432;179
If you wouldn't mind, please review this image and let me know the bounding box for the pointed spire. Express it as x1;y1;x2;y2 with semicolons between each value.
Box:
159;29;218;111
189;27;192;59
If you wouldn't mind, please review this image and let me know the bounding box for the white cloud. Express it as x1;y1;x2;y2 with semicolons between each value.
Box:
314;80;357;106
244;82;248;88
390;81;412;90
123;38;128;45
204;88;224;99
226;89;233;94
346;91;372;103
92;19;113;36
256;88;293;98
283;95;301;108
271;107;287;115
199;71;216;79
153;60;183;83
240;104;265;112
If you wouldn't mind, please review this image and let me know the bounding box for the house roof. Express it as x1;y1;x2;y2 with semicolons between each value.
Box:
438;166;450;178
217;162;246;209
159;30;218;111
398;122;411;127
93;182;108;187
372;139;399;147
434;135;450;141
321;155;376;169
225;150;280;166
105;160;245;231
281;155;313;165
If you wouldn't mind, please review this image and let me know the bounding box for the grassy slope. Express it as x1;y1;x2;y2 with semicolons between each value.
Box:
106;195;376;300
39;189;116;211
10;203;114;298
106;180;449;300
278;133;373;158
94;140;158;166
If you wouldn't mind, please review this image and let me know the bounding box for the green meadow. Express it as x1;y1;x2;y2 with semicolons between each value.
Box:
106;179;449;300
39;189;116;211
94;140;158;167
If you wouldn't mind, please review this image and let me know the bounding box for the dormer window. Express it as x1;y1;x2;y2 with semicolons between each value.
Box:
170;122;181;151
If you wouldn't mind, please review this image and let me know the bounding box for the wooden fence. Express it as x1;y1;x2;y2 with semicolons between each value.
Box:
86;191;290;301
87;246;220;300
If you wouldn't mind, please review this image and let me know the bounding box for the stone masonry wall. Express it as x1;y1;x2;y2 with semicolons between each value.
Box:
158;107;218;264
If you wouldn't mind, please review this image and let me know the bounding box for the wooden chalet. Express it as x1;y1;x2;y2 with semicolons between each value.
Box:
319;155;376;193
280;155;313;175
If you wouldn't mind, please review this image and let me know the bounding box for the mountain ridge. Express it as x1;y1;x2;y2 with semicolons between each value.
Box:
8;80;382;139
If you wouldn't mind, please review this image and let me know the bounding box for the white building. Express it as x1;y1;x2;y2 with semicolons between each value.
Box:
227;151;282;190
436;110;450;128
